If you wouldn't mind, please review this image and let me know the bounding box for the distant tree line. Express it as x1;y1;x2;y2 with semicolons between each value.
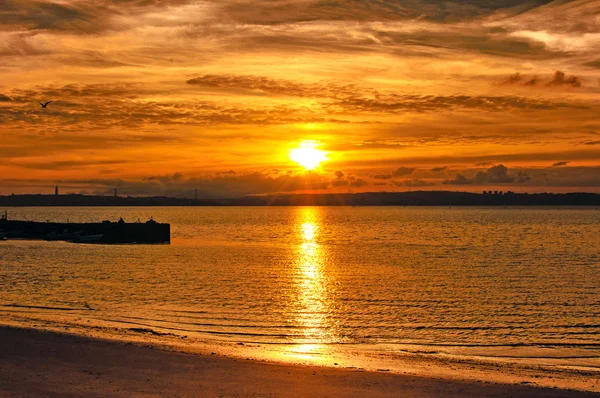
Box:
1;191;599;206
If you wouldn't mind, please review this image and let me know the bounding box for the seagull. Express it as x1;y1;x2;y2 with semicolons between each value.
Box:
38;101;52;108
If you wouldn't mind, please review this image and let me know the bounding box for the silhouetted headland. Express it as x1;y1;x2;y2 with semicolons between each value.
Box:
0;191;599;206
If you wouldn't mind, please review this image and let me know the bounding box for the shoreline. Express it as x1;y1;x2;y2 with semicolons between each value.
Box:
2;311;600;393
1;326;598;397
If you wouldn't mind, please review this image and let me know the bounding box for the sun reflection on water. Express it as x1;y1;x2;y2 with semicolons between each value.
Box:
302;222;317;241
281;207;336;363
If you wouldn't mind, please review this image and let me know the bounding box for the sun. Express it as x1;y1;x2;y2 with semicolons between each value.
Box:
290;140;328;170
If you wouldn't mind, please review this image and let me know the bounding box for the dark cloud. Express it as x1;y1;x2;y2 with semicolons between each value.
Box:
584;59;600;69
443;164;529;185
0;94;12;102
393;179;435;187
475;164;514;183
444;173;472;185
221;0;407;24
9;82;148;101
515;171;531;183
225;32;383;56
372;174;392;180
328;94;586;114
0;0;197;34
345;149;600;168
331;179;349;187
349;178;368;188
431;166;448;172
357;25;564;59
499;0;600;35
185;74;587;117
6;78;585;137
551;161;570;167
0;0;107;33
187;74;314;97
217;170;237;176
228;21;564;60
524;76;540;86
392;167;415;177
56;52;132;69
548;71;582;88
331;170;350;186
5;165;600;196
527;166;600;187
218;0;554;25
81;171;335;197
0;32;52;56
499;71;582;88
500;72;525;85
143;172;184;183
194;0;573;61
0;82;353;130
582;140;600;146
186;74;368;100
501;73;523;85
0;0;578;68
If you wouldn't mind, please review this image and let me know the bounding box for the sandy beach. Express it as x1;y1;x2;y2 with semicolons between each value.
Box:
0;326;597;398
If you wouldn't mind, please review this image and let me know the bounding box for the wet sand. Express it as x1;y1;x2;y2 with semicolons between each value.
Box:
0;326;596;398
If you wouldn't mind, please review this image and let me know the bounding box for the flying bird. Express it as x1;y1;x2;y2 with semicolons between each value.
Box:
38;101;52;108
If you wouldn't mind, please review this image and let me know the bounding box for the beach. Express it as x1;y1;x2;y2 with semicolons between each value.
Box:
2;326;597;398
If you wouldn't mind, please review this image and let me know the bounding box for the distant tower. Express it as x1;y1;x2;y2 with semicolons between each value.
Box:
55;185;59;196
114;188;118;197
194;189;198;201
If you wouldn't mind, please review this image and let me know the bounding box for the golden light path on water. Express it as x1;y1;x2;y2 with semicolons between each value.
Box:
281;207;336;363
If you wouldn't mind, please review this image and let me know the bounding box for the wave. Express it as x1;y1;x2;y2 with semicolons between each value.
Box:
0;303;90;311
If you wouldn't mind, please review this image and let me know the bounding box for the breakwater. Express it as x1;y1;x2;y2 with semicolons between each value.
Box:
0;217;170;244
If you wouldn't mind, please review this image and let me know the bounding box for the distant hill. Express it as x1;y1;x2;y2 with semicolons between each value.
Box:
1;191;599;206
231;191;600;206
0;194;218;207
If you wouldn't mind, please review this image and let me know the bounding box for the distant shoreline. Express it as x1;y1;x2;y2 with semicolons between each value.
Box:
1;191;600;206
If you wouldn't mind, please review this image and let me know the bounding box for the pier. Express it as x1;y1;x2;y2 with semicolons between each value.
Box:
0;214;170;244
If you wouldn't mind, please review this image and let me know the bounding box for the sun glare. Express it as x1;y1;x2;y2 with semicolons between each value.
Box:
290;141;327;170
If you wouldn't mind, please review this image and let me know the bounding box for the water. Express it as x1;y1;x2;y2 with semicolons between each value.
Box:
1;206;599;372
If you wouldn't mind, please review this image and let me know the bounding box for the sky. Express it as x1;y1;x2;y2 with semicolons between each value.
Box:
1;0;599;197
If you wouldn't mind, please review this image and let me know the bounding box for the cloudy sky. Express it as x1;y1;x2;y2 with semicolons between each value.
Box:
1;0;599;197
